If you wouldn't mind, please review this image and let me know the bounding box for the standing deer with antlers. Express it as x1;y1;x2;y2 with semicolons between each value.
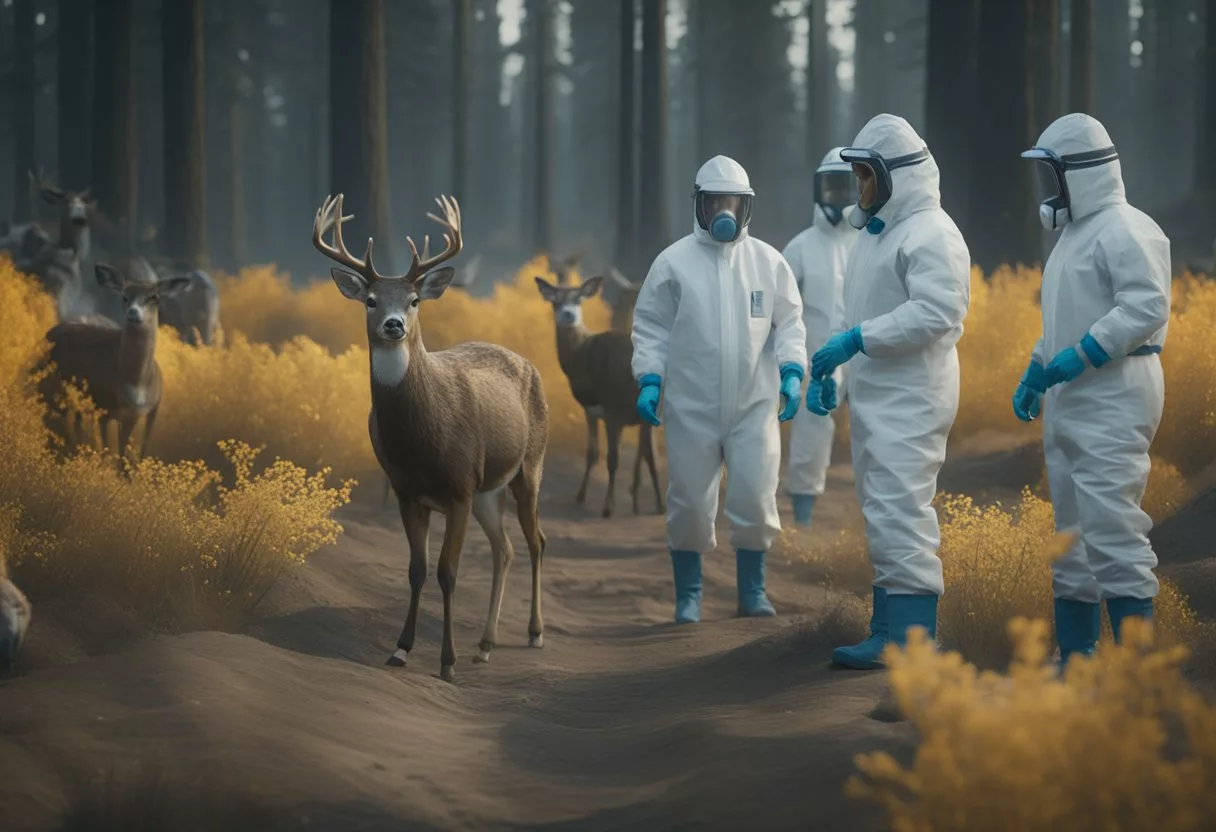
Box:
313;193;548;682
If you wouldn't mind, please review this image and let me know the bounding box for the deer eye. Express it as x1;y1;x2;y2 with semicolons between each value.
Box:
366;296;377;309
410;297;420;308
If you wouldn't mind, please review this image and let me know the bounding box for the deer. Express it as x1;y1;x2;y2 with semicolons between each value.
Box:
35;257;192;462
158;267;221;346
30;170;94;259
312;192;549;683
534;273;664;519
0;552;31;676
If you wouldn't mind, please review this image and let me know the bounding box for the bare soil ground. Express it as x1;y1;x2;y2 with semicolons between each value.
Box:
1;436;1211;831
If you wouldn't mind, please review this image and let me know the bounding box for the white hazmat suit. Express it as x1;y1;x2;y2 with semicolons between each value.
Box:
1029;114;1170;613
836;115;971;598
782;149;858;503
632;155;807;557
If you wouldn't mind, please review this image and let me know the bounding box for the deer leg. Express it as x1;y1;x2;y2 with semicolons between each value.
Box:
139;406;159;462
631;426;644;515
641;424;665;514
602;418;623;518
575;411;599;505
117;416;138;470
381;473;393;511
436;499;473;682
472;487;514;664
510;471;546;648
389;498;431;667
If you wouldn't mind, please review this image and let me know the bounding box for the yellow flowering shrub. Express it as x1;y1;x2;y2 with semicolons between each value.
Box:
0;259;351;628
848;618;1216;832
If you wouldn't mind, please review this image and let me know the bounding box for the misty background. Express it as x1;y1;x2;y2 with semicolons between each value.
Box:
1;0;1214;289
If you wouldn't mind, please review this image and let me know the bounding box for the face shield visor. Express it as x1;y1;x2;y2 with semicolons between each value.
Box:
693;188;754;243
813;169;854;226
838;146;931;230
1020;145;1118;231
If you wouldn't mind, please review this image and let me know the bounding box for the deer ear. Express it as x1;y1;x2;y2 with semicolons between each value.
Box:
41;188;64;204
95;264;124;292
330;267;368;301
417;267;455;301
534;276;557;301
579;276;603;299
158;274;194;296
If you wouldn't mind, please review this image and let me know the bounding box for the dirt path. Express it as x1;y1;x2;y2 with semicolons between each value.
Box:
0;454;917;831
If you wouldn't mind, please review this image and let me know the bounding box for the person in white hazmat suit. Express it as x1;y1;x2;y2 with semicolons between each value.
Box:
806;114;971;669
782;148;860;527
1011;113;1170;663
631;155;808;625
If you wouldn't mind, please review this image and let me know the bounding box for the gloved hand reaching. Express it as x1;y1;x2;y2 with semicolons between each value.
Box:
1011;360;1048;422
778;364;804;422
806;376;838;416
811;326;864;379
1043;332;1111;389
636;374;662;426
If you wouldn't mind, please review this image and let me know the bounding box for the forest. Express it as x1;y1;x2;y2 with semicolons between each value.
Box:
1;0;1214;286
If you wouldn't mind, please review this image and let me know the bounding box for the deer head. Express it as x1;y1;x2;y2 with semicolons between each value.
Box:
94;258;193;330
30;170;95;230
535;274;603;328
0;577;30;676
312;193;463;383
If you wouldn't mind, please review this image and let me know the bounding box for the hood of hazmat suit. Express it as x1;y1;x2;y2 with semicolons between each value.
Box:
1025;113;1171;605
782;147;859;498
631;155;807;554
836;114;971;597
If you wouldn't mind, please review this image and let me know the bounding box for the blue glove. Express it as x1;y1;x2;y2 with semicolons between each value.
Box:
636;373;662;426
1044;333;1111;389
1011;360;1047;422
778;364;804;422
811;326;864;379
806;376;838;416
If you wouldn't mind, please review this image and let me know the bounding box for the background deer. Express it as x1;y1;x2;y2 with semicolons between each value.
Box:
156;266;221;346
30;170;94;259
0;552;31;676
534;274;663;519
36;257;191;461
312;192;548;683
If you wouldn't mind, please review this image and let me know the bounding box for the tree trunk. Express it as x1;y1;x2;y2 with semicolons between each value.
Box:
1199;0;1216;191
162;0;208;268
454;0;472;203
924;0;980;231
329;0;393;270
1029;0;1059;135
968;0;1036;272
638;0;667;263
57;0;94;194
807;0;832;158
228;92;247;267
531;0;555;255
13;0;36;220
91;0;138;246
1069;0;1094;113
615;0;636;270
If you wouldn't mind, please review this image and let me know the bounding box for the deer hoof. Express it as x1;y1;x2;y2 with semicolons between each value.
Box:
602;506;613;518
529;633;544;649
474;646;492;663
386;648;409;668
440;664;456;682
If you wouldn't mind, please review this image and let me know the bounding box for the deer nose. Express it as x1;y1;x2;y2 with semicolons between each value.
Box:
126;307;143;324
382;317;405;340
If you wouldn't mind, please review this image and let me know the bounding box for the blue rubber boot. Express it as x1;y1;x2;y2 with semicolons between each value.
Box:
671;550;702;624
887;594;938;648
736;549;777;617
1106;596;1154;643
832;586;889;669
1053;598;1101;665
792;494;816;527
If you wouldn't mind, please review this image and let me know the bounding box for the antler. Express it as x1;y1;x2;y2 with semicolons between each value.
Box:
403;194;463;282
28;167;63;197
608;267;637;290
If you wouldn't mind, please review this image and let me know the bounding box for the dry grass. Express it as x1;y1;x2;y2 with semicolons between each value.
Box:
0;259;351;629
848;618;1216;832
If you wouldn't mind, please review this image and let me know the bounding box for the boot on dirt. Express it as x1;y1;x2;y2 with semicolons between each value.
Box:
736;549;776;617
671;550;703;624
1053;597;1100;665
1106;596;1153;643
791;493;815;527
832;585;889;669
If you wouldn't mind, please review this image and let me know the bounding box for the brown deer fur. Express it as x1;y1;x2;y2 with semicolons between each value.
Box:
0;551;31;675
312;193;548;682
534;274;663;518
36;258;191;461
